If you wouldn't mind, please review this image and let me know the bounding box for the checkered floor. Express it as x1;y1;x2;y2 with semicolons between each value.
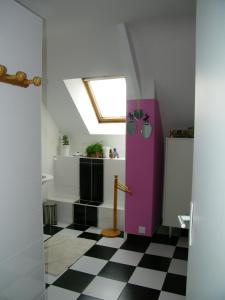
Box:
44;223;188;300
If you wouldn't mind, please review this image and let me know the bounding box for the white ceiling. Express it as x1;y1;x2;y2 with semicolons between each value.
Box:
18;0;195;23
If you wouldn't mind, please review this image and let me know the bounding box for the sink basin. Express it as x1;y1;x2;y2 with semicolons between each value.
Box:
42;173;53;184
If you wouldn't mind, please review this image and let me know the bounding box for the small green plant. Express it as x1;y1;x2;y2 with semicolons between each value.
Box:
92;142;103;153
86;142;103;157
62;135;70;146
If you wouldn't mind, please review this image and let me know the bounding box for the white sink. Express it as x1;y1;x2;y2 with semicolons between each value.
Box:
42;173;53;185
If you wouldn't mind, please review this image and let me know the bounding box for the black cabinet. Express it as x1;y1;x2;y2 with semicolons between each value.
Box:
80;158;103;204
74;204;85;225
76;158;104;226
74;201;98;227
92;160;104;203
80;159;92;201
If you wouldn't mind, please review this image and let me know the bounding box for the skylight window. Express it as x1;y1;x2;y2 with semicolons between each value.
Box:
83;77;126;123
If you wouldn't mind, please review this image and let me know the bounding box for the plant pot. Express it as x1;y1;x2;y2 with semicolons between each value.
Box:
62;145;70;156
95;151;103;158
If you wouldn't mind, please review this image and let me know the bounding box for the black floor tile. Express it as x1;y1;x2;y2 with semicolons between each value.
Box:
78;232;102;241
43;225;63;236
78;295;102;300
138;254;171;272
181;229;189;237
85;245;117;260
67;223;90;231
121;234;151;252
173;247;188;261
151;234;178;246
118;283;160;300
53;269;94;293
162;273;187;296
98;261;135;282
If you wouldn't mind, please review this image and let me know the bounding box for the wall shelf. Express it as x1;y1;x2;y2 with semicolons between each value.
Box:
0;64;41;88
47;195;77;204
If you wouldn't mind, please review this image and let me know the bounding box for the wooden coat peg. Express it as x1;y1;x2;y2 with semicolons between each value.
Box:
0;64;41;88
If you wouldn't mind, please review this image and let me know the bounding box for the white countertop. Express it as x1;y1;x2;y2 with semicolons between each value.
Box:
54;155;125;160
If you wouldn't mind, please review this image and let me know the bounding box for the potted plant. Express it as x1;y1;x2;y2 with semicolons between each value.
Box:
86;144;94;157
61;135;70;156
92;142;103;158
86;142;103;158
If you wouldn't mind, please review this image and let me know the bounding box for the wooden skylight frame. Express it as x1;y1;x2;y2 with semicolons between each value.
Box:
82;77;126;123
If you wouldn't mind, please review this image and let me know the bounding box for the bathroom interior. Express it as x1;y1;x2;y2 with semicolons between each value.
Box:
3;0;225;300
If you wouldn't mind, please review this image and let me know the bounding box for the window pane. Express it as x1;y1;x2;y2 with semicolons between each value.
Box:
89;78;126;118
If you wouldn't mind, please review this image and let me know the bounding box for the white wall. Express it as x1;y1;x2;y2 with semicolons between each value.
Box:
128;16;196;136
45;15;126;157
44;14;195;154
17;0;196;173
41;19;59;177
41;101;59;174
0;1;44;299
187;1;225;299
41;101;59;200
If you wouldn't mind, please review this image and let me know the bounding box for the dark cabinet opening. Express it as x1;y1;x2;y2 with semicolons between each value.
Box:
80;158;103;204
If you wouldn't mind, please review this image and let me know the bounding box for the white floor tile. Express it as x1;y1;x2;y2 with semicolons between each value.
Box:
86;226;102;234
110;249;143;266
177;237;189;248
83;276;126;300
43;234;51;241
97;237;125;249
168;259;187;276
55;228;82;237
70;255;107;275
159;291;186;300
129;267;166;290
47;285;80;300
145;243;175;258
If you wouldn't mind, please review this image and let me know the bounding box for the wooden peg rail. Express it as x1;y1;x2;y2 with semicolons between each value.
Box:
0;65;41;88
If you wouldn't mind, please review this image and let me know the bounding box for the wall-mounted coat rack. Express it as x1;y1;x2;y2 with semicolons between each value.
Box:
0;64;41;88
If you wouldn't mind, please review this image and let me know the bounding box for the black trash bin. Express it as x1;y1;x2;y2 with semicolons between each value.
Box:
43;200;57;225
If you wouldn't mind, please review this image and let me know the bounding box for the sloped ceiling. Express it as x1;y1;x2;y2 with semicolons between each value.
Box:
17;0;196;146
18;0;195;21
